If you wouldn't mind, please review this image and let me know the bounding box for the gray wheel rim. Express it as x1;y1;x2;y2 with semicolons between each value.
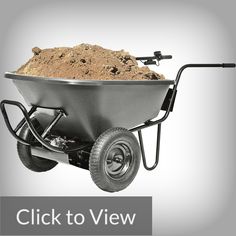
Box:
105;141;133;179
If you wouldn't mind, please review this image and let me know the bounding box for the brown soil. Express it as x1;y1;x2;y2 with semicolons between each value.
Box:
16;44;165;81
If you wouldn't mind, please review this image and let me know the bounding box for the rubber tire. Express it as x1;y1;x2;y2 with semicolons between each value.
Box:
89;127;141;192
17;118;58;172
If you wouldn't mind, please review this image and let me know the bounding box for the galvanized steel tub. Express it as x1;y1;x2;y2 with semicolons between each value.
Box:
5;72;174;141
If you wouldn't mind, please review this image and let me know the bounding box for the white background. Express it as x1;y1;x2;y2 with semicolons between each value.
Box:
0;0;235;235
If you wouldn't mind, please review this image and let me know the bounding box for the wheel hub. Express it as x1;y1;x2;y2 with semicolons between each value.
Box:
105;141;133;179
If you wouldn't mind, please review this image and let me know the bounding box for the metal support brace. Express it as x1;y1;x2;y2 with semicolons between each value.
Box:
41;111;65;138
138;123;161;171
0;100;66;153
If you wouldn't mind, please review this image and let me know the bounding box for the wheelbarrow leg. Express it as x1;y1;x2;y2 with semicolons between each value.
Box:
138;124;161;171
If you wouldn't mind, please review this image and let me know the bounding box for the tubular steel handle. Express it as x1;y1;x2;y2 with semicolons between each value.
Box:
175;63;236;87
136;51;173;64
161;55;172;60
130;62;235;133
222;63;236;68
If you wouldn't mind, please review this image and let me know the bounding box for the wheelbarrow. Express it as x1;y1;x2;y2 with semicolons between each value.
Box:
1;51;235;192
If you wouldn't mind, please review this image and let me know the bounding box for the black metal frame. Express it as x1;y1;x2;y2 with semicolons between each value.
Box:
1;62;235;170
130;63;235;170
0;100;67;153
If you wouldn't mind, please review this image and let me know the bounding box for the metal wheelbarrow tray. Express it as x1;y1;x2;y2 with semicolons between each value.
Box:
5;73;173;141
1;51;235;192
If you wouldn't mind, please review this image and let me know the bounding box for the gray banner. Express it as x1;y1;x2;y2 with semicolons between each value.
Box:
0;197;152;235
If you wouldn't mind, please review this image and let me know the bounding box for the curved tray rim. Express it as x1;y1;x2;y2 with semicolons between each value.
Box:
5;72;175;86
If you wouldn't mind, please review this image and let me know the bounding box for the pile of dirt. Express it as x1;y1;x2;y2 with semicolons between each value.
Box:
16;44;165;81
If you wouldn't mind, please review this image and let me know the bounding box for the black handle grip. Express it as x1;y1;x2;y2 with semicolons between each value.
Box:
222;63;236;68
161;55;172;60
154;51;172;61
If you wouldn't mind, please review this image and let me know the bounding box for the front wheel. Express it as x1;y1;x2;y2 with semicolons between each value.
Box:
89;127;141;192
